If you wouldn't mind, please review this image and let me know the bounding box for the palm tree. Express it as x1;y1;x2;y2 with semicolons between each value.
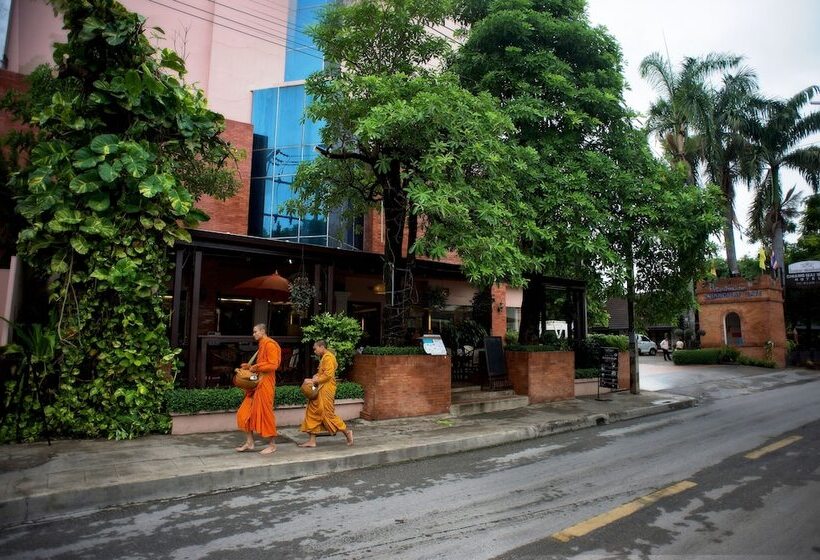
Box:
744;85;820;285
639;52;741;185
693;67;759;275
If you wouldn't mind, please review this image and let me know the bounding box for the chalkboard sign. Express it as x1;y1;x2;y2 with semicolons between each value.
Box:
599;347;619;389
484;336;506;380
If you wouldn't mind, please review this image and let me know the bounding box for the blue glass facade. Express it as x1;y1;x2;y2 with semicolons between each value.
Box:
249;0;362;250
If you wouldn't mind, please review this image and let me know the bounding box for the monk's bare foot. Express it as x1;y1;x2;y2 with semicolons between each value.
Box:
344;429;354;446
235;443;254;452
259;445;277;455
297;441;316;448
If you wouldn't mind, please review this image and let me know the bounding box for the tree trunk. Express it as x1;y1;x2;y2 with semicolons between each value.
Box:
381;163;411;346
772;169;785;288
626;232;640;394
721;172;740;276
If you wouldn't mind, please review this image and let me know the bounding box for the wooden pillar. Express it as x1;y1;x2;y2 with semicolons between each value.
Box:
170;248;184;348
187;250;203;388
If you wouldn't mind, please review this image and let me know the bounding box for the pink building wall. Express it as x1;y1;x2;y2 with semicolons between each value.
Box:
6;0;290;122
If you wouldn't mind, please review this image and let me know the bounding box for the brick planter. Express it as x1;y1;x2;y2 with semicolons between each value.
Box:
505;351;575;404
349;354;451;420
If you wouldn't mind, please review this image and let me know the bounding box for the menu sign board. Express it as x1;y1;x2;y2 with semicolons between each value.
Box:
599;347;619;389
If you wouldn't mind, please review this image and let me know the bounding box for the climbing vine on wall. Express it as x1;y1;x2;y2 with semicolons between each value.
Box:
2;0;239;441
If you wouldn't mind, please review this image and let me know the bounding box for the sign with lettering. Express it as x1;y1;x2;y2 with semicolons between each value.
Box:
599;347;619;389
421;335;447;356
786;271;820;289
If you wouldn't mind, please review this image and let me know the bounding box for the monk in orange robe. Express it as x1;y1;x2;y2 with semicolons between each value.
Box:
235;323;280;455
297;339;353;448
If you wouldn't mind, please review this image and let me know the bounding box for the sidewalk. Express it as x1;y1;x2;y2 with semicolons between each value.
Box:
0;390;695;528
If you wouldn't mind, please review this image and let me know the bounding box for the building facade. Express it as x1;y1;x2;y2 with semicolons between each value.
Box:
2;0;587;386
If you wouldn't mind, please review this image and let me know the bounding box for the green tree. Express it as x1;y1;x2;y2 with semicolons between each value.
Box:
451;0;627;343
788;194;820;262
3;0;239;441
745;86;820;283
290;0;531;344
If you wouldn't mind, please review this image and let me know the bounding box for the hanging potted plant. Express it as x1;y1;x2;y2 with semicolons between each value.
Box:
289;273;316;318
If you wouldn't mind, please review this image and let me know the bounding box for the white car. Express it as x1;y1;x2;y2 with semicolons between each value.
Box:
636;334;657;356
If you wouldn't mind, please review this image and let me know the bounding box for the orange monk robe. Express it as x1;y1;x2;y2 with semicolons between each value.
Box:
300;351;347;435
236;336;280;438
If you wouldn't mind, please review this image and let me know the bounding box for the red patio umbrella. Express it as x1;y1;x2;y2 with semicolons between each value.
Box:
232;271;291;301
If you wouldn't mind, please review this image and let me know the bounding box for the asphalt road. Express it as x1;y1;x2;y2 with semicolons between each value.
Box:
0;365;817;560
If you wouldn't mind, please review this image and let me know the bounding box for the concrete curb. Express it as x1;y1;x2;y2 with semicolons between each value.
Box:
0;396;694;527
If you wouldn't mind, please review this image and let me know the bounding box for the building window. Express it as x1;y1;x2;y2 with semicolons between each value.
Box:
725;312;743;346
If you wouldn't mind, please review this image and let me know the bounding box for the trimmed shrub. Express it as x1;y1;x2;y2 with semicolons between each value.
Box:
361;346;424;355
672;349;722;365
575;368;600;379
166;381;365;414
507;344;568;352
737;355;776;368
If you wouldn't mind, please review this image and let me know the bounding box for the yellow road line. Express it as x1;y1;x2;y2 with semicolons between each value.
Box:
744;435;803;460
552;480;697;543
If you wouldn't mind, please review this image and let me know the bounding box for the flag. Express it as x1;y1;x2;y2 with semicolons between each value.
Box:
709;261;717;277
758;247;766;270
770;252;779;271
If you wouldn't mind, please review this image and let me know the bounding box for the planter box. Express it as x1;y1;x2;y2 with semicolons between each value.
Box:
349;354;451;420
170;399;363;435
505;350;575;404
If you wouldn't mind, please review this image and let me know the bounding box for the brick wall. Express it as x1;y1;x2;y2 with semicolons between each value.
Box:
696;275;787;367
194;119;254;235
491;284;507;337
349;354;451;420
618;350;629;390
505;350;575;404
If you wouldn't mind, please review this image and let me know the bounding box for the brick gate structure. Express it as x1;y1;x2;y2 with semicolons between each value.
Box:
696;276;787;367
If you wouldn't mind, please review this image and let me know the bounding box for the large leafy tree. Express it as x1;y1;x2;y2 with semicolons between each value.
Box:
290;0;532;344
745;85;820;284
639;52;744;273
451;0;628;343
788;194;820;262
2;0;239;441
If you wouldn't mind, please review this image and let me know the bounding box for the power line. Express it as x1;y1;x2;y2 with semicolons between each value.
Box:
144;0;326;62
164;0;320;54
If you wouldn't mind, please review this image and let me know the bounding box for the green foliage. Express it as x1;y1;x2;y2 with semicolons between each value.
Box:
672;348;722;365
3;0;238;440
575;334;627;369
291;0;533;343
507;344;569;352
0;322;58;443
360;346;424;355
736;355;776;368
505;330;519;345
166;382;365;414
301;313;363;374
575;368;601;379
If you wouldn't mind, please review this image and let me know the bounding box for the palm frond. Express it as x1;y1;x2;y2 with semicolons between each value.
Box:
782;147;820;193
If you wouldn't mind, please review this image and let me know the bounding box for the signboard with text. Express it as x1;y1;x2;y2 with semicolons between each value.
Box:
599;347;619;389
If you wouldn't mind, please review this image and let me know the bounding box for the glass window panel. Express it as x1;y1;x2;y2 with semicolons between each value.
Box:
253;133;271;151
275;87;305;147
300;213;327;238
251;88;278;141
251;149;276;178
274;179;297;217
272;146;302;177
249;178;274;237
271;216;300;238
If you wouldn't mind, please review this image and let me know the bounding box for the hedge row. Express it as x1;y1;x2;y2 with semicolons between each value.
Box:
672;347;774;368
507;344;569;352
166;381;365;414
361;346;424;355
575;368;601;379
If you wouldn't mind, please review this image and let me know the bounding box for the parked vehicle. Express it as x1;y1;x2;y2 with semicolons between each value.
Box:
636;334;657;356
